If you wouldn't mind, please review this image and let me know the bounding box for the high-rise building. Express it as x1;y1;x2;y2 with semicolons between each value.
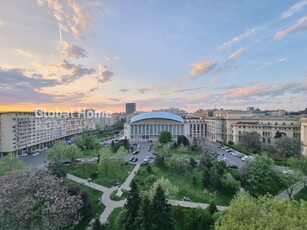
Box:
125;103;136;114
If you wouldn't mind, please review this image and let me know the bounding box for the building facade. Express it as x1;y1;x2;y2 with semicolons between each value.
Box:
0;110;117;155
124;112;185;140
125;103;136;114
301;118;307;156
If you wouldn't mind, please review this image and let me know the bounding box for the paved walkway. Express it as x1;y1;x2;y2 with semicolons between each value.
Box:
169;200;228;211
67;162;229;225
275;182;305;200
67;163;141;224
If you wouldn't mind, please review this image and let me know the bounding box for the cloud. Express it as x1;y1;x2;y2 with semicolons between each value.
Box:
219;28;258;49
228;47;247;59
0;20;3;27
61;41;88;58
103;55;120;61
119;89;129;92
96;64;113;83
107;98;121;102
255;57;287;71
225;81;307;98
174;87;204;93
37;0;104;37
16;49;34;58
274;15;307;39
179;60;216;82
60;60;95;84
137;86;160;94
0;67;59;104
281;0;307;19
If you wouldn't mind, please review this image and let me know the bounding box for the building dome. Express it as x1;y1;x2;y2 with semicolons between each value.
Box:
130;112;184;123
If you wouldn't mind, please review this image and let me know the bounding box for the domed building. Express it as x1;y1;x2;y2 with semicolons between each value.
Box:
124;112;186;140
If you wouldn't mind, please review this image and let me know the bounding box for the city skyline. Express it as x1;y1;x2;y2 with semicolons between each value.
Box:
1;0;307;112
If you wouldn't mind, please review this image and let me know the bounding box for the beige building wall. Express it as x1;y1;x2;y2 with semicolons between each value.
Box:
301;118;307;156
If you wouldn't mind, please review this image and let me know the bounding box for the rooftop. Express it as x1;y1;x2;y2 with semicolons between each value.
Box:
130;112;184;123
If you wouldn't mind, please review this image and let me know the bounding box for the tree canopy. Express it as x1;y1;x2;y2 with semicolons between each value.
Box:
0;169;83;230
159;131;172;144
240;131;262;152
215;190;307;230
0;153;25;175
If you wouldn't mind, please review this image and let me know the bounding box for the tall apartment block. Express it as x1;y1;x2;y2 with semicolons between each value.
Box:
0;110;117;155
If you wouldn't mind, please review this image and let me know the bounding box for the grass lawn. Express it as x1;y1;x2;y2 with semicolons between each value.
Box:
64;179;105;230
155;145;200;160
80;145;110;158
133;164;232;206
106;207;123;230
64;162;135;187
110;189;129;201
294;187;307;201
97;130;119;139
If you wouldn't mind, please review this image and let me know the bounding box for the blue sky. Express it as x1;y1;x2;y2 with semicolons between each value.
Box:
0;0;306;112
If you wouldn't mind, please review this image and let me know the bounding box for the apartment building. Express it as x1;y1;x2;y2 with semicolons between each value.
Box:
0;110;116;155
301;118;307;156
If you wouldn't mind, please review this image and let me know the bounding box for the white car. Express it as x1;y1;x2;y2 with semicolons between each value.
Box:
32;152;40;157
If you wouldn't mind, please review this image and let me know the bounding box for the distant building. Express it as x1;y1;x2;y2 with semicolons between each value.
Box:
152;107;187;116
125;103;136;114
301;118;307;155
124;112;185;140
0;110;118;155
124;112;205;142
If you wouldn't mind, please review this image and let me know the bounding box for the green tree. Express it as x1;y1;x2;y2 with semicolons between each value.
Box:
0;153;25;175
171;205;185;230
202;167;210;188
246;155;282;196
148;177;179;199
65;143;82;162
274;131;286;139
288;156;307;175
48;161;67;178
123;180;141;230
137;195;153;230
98;150;111;176
281;171;305;200
215;190;307;230
151;185;174;230
177;135;189;146
207;200;218;215
158;131;172;144
274;136;301;158
46;141;68;162
240;131;262;152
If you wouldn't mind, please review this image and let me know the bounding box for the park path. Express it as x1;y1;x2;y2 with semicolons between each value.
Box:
169;200;228;211
275;182;305;200
67;163;141;224
67;162;229;225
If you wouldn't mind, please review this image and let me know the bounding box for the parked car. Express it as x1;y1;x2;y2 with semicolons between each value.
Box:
129;157;135;162
132;150;139;155
228;164;239;169
19;153;28;157
133;157;138;162
32;152;40;157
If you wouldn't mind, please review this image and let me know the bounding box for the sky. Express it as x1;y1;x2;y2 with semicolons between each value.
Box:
0;0;307;113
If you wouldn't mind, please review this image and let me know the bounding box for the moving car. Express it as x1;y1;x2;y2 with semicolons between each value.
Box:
228;164;239;169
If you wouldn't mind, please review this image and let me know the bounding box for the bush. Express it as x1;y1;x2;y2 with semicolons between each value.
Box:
146;164;152;174
144;175;158;186
228;141;234;145
90;172;98;179
48;162;67;178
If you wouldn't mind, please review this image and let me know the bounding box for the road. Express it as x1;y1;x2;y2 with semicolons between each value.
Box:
20;150;49;168
204;140;247;169
125;140;155;164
